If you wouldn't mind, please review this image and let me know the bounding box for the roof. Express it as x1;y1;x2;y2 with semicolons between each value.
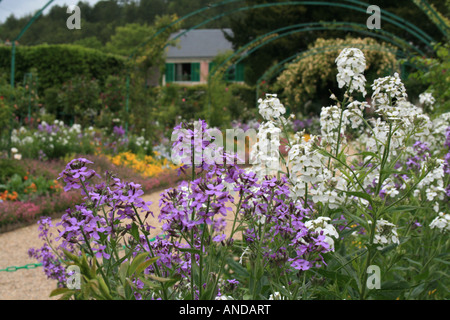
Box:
167;29;234;59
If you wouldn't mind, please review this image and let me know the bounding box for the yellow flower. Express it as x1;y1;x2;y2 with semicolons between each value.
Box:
106;152;178;178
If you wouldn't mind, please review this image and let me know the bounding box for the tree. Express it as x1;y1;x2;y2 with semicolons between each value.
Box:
105;23;156;57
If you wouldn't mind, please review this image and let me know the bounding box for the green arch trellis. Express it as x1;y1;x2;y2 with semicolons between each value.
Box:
124;0;445;129
129;0;440;61
208;21;427;80
206;22;430;115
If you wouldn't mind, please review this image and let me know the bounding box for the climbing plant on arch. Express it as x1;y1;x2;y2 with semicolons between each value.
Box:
260;38;406;113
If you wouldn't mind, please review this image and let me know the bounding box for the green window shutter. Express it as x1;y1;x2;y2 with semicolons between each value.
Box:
191;62;200;82
209;62;216;75
236;63;244;82
165;63;174;82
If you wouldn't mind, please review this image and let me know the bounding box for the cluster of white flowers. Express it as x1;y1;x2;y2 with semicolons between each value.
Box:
69;123;82;134
335;48;367;96
288;132;348;209
250;120;281;179
215;295;235;300
414;159;446;211
11;147;22;160
422;112;450;155
320;105;348;150
380;177;403;198
134;136;150;149
257;94;286;121
288;133;323;193
304;216;340;251
419;92;436;109
429;212;450;233
268;291;286;300
371;219;400;250
371;72;407;110
344;101;367;130
250;95;286;179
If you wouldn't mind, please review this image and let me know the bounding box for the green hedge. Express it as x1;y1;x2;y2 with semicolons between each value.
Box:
0;44;125;93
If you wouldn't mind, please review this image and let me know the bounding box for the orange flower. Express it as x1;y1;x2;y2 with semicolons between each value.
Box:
24;176;28;181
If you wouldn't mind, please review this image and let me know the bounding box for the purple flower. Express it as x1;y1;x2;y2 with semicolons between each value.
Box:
289;258;311;271
113;125;125;137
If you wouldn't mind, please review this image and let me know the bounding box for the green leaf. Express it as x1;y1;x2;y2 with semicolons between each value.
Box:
384;205;422;214
98;277;113;300
344;191;373;205
128;252;150;276
226;258;249;278
119;260;129;284
117;286;126;299
130;223;140;242
355;151;380;159
135;256;159;275
62;249;80;264
341;207;368;231
176;247;201;255
49;287;74;298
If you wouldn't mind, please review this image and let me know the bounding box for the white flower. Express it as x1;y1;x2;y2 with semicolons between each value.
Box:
269;292;286;300
419;92;435;108
335;48;367;96
371;219;400;250
216;295;234;300
257;93;286;121
430;213;450;233
11;147;18;154
320;105;347;152
413;159;446;208
13;153;22;160
371;73;407;111
250;120;281;179
344;101;367;129
304;216;339;251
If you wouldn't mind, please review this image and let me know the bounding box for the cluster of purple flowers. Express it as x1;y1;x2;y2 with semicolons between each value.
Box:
29;157;154;284
28;217;69;286
406;141;430;171
113;125;126;137
38;122;60;134
292;117;320;135
240;176;334;272
29;118;340;299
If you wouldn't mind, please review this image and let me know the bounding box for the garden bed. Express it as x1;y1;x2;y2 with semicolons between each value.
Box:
0;154;183;234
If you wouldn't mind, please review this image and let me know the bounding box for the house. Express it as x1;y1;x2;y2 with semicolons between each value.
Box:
163;28;244;85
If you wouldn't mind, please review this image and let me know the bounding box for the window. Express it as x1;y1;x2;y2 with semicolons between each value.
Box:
165;63;200;82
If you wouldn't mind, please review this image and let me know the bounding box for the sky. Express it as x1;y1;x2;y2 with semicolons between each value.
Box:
0;0;102;24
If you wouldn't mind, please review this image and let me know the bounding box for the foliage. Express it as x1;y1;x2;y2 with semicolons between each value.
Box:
0;158;26;184
0;44;125;94
408;43;450;114
226;0;448;85
0;0;237;47
26;47;450;301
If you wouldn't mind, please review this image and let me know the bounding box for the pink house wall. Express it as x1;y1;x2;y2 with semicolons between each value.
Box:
200;61;209;83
